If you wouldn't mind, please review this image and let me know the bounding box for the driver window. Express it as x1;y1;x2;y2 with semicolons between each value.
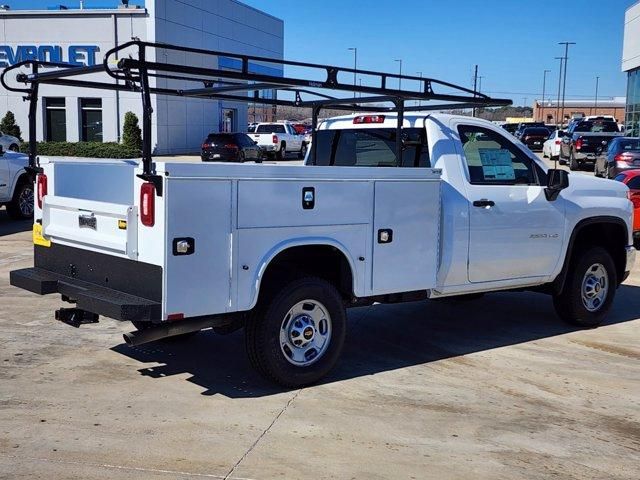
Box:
458;125;538;185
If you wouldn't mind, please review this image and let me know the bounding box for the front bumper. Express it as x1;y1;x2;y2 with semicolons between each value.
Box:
623;245;637;281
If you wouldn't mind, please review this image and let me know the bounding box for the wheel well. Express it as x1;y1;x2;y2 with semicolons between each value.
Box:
566;220;627;286
260;245;354;300
13;173;31;195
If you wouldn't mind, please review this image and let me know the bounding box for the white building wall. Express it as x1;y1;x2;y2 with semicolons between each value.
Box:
622;1;640;72
0;1;284;154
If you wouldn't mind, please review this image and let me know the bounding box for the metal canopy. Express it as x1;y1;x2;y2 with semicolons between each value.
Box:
1;40;511;178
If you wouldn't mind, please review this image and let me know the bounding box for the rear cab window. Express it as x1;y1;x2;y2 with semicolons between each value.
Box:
255;124;286;134
307;127;430;167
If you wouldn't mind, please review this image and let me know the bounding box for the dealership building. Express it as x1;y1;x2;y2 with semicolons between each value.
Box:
623;1;640;137
0;0;284;154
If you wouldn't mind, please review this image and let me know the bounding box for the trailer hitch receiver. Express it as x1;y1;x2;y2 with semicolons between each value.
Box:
55;308;99;328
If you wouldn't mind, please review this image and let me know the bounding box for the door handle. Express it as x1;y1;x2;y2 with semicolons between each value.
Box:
473;199;495;208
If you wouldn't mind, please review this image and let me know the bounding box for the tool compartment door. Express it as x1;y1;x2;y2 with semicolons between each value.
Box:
371;180;440;294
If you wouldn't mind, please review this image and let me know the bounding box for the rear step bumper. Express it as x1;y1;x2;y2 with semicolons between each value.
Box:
10;268;161;321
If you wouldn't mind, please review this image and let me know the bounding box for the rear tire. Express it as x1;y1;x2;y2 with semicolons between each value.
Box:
275;142;286;161
298;143;307;160
245;276;346;388
569;151;579;171
6;180;34;220
552;247;616;328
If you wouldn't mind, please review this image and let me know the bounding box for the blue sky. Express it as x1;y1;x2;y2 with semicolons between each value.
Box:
12;0;635;106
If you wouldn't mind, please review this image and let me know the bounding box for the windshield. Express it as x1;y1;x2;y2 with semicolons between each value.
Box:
574;121;619;133
307;128;430;167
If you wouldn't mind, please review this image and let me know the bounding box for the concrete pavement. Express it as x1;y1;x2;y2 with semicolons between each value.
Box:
1;160;639;479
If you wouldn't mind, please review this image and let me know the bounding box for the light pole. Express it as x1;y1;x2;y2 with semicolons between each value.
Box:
559;41;576;126
394;59;402;89
347;47;357;99
416;71;423;106
541;69;551;122
523;97;528;117
594;76;600;114
555;57;563;127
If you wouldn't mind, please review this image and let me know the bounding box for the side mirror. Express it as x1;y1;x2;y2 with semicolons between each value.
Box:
545;168;569;201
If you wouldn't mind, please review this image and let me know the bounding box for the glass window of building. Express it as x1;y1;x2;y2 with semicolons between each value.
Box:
45;97;66;142
80;98;103;142
626;69;640;137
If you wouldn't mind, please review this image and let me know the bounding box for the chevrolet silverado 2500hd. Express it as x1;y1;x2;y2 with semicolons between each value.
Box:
5;41;636;387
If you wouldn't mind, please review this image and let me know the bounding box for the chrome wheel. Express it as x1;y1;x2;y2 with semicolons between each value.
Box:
279;299;332;367
581;263;608;312
18;185;34;217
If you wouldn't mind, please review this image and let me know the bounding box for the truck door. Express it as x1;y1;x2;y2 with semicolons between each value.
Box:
456;123;565;283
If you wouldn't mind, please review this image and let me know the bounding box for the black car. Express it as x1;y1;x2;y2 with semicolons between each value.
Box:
514;122;545;139
501;123;519;135
594;137;640;178
201;133;262;162
519;127;550;151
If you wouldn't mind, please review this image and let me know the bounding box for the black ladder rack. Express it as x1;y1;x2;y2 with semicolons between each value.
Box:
1;40;511;177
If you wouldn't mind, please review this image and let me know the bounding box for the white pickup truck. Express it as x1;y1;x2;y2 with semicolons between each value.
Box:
10;111;636;387
5;41;636;388
0;147;33;219
250;122;306;160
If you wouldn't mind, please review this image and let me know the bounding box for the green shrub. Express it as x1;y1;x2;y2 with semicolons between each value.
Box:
0;111;23;142
122;111;142;151
19;142;140;159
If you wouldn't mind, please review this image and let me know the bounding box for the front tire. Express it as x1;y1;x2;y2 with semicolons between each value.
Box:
553;247;617;328
245;276;346;388
6;180;34;220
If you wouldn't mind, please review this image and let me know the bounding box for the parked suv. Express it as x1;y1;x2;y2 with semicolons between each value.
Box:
519;126;549;151
201;133;263;163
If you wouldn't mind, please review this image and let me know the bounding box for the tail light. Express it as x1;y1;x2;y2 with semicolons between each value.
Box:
353;115;385;124
272;134;279;144
36;173;48;209
224;143;239;150
201;142;209;149
575;138;583;150
140;182;155;227
614;153;633;163
555;139;561;145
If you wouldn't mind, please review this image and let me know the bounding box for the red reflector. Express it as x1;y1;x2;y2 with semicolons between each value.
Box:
36;173;47;209
272;134;279;144
167;313;184;321
140;182;155;227
353;115;386;124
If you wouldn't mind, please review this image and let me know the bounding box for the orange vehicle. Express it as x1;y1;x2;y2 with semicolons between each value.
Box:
614;169;640;247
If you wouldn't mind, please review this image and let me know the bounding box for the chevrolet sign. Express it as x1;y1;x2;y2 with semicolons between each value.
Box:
0;45;100;68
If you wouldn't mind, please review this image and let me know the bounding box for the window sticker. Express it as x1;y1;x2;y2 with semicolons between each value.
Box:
478;148;515;180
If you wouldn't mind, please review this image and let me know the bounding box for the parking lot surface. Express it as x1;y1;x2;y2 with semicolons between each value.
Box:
1;157;639;480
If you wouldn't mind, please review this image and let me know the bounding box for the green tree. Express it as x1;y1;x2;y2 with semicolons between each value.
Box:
122;111;142;151
0;111;23;142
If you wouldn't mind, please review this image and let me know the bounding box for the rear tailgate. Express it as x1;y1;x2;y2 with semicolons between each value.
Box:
577;133;622;154
39;158;138;259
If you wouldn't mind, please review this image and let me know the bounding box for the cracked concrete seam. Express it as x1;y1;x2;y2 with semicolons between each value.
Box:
223;388;303;480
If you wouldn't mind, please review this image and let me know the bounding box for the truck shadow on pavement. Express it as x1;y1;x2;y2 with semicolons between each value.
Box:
111;285;640;398
0;209;32;236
